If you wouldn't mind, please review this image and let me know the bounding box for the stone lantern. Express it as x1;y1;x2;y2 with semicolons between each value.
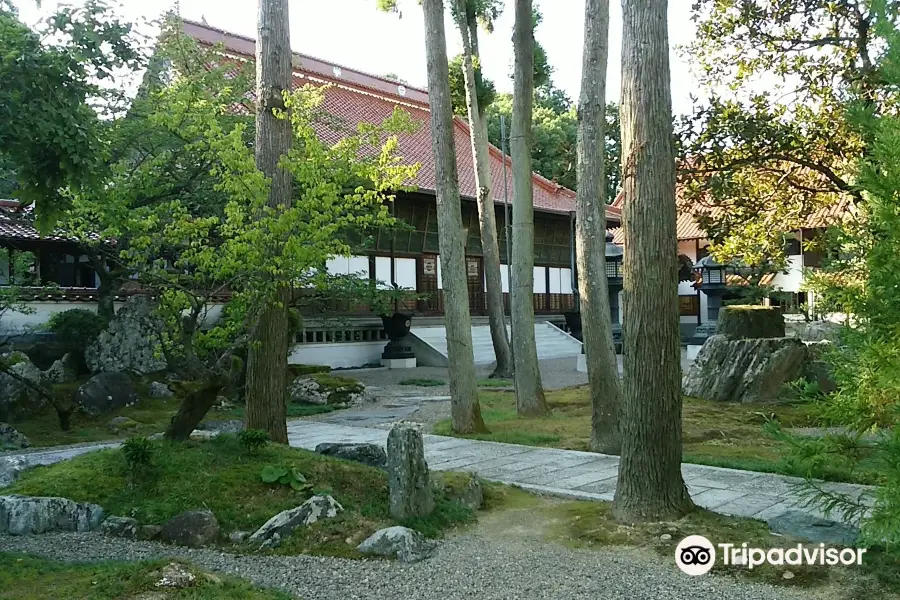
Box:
687;255;734;357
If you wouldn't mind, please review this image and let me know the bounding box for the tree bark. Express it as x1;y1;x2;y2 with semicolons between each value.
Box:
510;0;548;415
421;0;486;434
455;0;514;380
613;0;694;521
165;380;222;441
245;0;292;444
88;253;115;321
577;0;622;455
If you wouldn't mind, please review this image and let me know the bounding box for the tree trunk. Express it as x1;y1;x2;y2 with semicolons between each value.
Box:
245;0;292;444
510;0;548;415
613;0;694;521
165;381;223;441
421;0;486;434
577;0;621;455
455;0;514;379
89;253;115;321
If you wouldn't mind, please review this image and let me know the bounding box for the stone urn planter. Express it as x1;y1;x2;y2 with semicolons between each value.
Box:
380;313;415;368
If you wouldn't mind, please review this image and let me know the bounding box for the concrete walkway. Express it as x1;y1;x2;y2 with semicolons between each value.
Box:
286;420;873;525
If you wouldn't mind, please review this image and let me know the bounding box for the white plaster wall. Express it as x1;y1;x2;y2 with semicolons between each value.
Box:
375;256;416;289
770;254;804;292
0;301;226;335
288;341;384;369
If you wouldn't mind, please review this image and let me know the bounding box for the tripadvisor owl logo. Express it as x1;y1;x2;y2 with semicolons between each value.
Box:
675;535;716;576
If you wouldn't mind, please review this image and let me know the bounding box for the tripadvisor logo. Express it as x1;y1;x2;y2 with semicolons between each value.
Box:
675;535;716;576
674;535;868;576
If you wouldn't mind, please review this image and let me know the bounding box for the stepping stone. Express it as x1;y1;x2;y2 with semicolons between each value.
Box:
766;510;860;545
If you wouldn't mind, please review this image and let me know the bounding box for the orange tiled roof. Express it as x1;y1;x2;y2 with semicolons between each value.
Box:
183;20;618;219
609;183;849;242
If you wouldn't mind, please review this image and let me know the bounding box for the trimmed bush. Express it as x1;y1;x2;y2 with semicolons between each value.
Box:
716;305;785;340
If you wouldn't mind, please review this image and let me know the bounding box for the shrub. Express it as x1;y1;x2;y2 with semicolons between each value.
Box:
121;437;154;477
238;429;269;454
46;309;107;349
287;364;331;377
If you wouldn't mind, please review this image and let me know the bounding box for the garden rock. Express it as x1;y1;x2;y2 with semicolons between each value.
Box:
139;524;162;541
435;472;483;511
0;495;104;534
767;511;860;545
158;509;220;548
0;423;30;450
289;374;373;406
74;372;139;416
0;456;30;488
387;424;434;520
786;320;843;343
148;381;174;398
682;335;808;403
101;515;139;539
0;352;47;422
155;563;196;589
356;526;435;563
107;416;140;434
315;442;387;469
248;495;344;548
229;530;250;544
44;353;77;384
85;296;167;375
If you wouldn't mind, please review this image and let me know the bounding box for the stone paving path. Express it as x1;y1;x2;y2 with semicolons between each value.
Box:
286;420;873;526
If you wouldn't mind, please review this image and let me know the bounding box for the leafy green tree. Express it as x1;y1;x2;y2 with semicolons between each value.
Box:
65;27;418;439
678;0;895;265
0;0;143;226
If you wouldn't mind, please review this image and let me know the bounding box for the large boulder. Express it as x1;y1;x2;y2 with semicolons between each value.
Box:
387;424;434;520
0;495;104;534
717;305;785;340
159;509;220;548
0;423;30;451
786;320;844;343
44;353;77;384
0;352;47;421
85;296;167;375
315;443;387;469
356;526;434;563
682;335;808;403
148;381;174;398
248;495;343;548
74;372;139;416
289;373;373;406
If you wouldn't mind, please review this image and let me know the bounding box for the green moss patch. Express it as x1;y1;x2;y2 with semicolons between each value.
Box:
433;388;879;484
7;434;473;557
0;553;292;600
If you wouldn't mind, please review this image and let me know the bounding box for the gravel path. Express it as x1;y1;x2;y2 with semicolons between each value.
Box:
0;530;818;600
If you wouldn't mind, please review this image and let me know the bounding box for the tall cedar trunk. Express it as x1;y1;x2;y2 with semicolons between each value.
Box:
245;0;292;444
577;0;622;455
455;0;514;379
421;0;486;434
613;0;694;521
89;254;115;321
510;0;548;415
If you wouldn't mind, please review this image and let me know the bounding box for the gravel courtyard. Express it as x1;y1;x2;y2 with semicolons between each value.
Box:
0;528;823;600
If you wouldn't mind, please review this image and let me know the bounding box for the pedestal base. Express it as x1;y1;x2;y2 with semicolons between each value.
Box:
381;357;417;369
576;353;587;373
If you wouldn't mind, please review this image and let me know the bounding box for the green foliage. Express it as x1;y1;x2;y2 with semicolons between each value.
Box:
677;0;894;265
260;465;313;492
46;309;107;351
121;436;154;477
787;7;900;554
449;53;497;117
238;429;269;454
0;0;143;224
